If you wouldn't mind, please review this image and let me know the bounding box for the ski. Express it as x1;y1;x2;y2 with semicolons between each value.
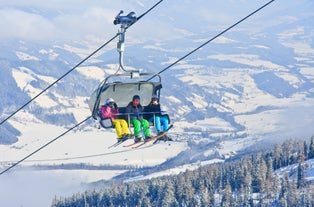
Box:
108;140;126;149
132;124;173;149
132;132;166;149
152;134;172;144
107;135;134;149
123;138;143;147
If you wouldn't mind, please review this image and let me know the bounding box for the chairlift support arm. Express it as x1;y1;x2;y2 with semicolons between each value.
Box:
114;10;138;73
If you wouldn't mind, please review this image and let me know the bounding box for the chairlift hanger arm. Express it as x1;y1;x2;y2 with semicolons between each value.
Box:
0;0;166;176
114;10;139;73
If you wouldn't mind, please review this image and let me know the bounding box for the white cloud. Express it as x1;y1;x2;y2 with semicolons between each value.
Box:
0;0;311;43
0;8;56;40
0;0;137;41
0;0;276;40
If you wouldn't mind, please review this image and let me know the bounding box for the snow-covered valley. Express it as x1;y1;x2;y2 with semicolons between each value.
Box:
0;0;314;206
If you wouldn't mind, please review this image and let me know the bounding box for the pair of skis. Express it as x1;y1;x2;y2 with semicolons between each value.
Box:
107;134;134;149
108;125;173;149
125;124;173;149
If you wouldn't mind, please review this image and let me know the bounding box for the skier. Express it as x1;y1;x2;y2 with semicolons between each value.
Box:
144;94;169;135
126;95;151;142
101;98;130;141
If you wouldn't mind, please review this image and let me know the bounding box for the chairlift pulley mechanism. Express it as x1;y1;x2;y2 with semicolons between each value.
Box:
113;10;138;74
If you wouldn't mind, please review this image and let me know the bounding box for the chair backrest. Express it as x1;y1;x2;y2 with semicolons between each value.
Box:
89;81;162;120
99;117;114;128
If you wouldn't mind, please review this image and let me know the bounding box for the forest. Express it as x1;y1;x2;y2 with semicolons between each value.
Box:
52;136;314;207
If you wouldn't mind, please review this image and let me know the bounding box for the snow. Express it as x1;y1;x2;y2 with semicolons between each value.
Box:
212;36;238;44
278;26;305;39
1;116;187;167
236;110;281;134
253;44;270;50
11;67;59;108
11;68;36;90
166;95;182;104
76;66;105;81
0;0;313;206
195;118;235;132
0;168;124;207
299;67;314;79
275;158;314;186
126;158;224;182
16;51;40;61
207;54;287;71
188;93;208;109
39;48;59;60
276;72;304;89
0;113;188;207
179;72;210;85
283;42;314;55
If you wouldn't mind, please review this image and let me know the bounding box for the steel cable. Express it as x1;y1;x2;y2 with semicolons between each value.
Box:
0;0;164;175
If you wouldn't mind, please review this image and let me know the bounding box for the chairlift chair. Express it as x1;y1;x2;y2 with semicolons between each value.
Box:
89;73;166;128
89;10;170;131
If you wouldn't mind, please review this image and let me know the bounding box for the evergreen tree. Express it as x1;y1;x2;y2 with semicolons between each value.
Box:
273;144;283;169
303;140;308;160
279;174;289;201
308;135;314;159
199;187;211;207
220;181;232;207
282;139;293;166
159;181;178;207
287;176;298;206
272;173;281;200
297;162;305;189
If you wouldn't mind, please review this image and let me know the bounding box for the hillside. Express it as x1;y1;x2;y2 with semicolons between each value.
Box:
0;0;313;144
51;137;314;206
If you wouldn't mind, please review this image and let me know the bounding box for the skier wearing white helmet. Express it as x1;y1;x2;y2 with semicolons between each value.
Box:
101;98;130;141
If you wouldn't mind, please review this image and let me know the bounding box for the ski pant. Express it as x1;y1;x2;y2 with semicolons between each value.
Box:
112;119;129;138
149;115;169;132
130;118;150;137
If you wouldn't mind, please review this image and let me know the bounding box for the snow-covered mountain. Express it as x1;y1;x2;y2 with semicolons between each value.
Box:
0;0;314;206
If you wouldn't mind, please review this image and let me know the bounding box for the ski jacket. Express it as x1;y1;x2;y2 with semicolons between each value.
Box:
101;105;118;120
144;102;161;120
126;101;144;120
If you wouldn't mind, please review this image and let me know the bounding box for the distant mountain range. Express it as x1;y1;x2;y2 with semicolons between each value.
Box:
1;2;314;147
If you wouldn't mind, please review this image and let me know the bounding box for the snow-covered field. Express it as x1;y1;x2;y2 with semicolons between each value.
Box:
0;107;264;207
0;115;188;206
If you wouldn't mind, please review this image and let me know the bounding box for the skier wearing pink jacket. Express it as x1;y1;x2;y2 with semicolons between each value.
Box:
101;98;130;141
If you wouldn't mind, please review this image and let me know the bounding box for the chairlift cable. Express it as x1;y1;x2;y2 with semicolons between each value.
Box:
0;35;117;127
0;0;165;175
0;0;274;175
0;116;92;176
0;0;165;127
136;0;163;23
3;0;274;175
147;0;275;81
